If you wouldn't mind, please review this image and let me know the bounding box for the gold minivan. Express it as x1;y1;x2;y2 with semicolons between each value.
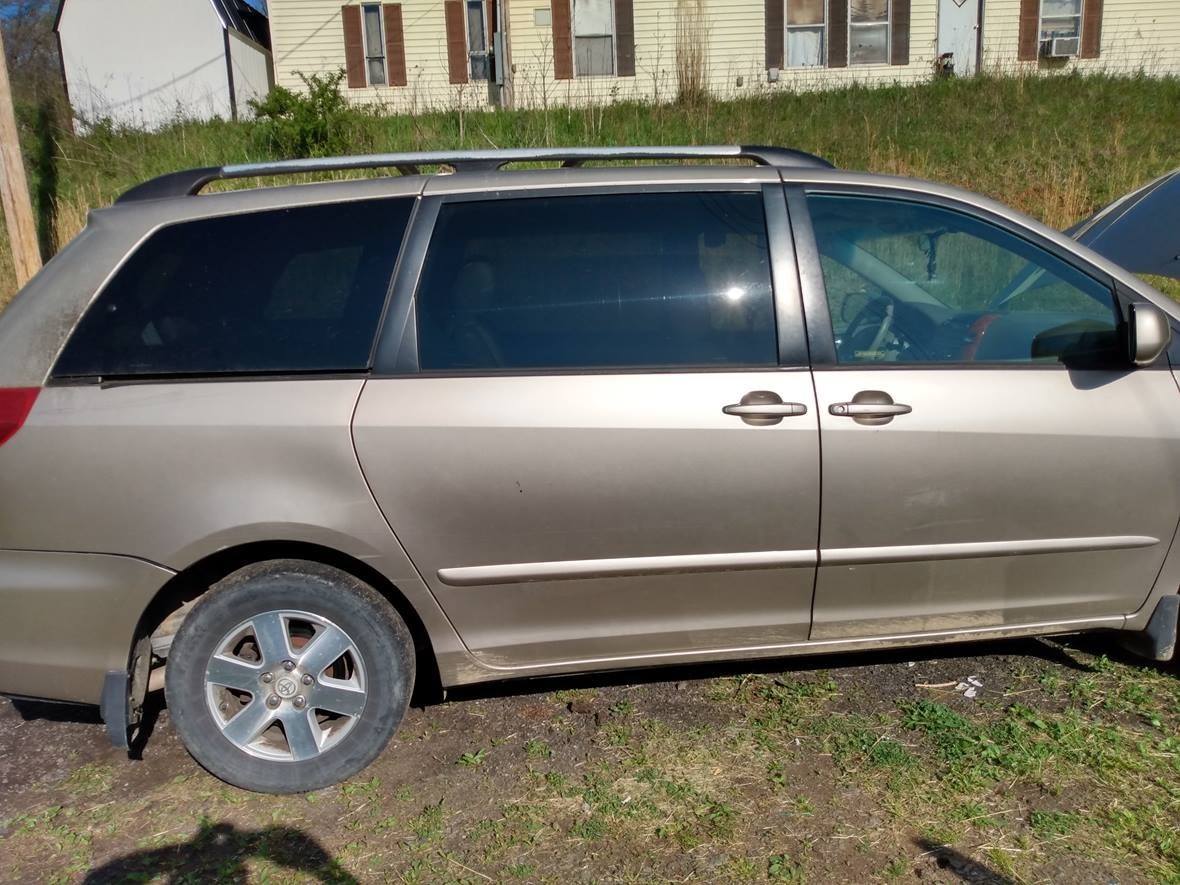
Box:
1;147;1177;793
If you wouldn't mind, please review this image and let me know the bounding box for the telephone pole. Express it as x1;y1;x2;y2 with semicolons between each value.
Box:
0;25;41;288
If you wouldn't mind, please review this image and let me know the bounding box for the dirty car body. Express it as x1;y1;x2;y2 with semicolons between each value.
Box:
1;147;1178;793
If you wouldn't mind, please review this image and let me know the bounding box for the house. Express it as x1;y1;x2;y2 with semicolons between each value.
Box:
268;0;1180;112
55;0;275;130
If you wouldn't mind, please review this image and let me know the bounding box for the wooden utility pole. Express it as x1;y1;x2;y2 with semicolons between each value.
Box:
0;26;41;287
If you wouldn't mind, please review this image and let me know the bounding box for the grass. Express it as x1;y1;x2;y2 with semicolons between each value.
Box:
1;72;1179;881
2;639;1180;881
2;71;1180;309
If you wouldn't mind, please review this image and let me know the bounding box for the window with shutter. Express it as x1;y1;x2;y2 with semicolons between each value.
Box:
573;0;616;76
361;4;387;85
786;0;826;68
849;0;889;65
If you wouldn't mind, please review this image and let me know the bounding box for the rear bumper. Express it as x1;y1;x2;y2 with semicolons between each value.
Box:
0;550;174;704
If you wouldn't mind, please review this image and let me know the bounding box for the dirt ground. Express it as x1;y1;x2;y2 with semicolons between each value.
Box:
1;634;1178;884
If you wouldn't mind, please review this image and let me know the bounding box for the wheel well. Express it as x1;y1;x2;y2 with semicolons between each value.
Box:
134;541;443;704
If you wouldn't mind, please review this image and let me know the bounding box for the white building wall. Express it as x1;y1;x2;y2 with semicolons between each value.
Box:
981;0;1180;75
229;30;275;116
58;0;232;130
268;0;1180;113
269;0;495;112
508;0;939;108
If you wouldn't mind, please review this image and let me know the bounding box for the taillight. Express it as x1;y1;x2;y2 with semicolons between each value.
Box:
0;388;39;448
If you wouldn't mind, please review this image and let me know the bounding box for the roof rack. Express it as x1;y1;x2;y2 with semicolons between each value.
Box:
115;145;834;203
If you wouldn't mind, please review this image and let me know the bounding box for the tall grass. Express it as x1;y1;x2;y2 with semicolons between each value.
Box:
2;72;1179;308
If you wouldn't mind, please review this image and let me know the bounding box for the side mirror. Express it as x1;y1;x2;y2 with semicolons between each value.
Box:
1128;302;1172;367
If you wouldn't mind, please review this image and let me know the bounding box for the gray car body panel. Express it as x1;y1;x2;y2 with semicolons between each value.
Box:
0;380;472;702
0;158;1178;706
0;550;175;703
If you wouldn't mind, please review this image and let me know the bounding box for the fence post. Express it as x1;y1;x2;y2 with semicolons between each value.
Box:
0;27;42;288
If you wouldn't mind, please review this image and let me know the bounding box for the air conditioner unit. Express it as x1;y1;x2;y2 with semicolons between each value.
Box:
1042;36;1080;58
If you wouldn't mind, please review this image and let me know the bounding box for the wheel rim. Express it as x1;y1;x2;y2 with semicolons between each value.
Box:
204;609;368;762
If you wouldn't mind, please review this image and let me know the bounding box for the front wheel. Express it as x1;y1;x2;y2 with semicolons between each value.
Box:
165;560;414;793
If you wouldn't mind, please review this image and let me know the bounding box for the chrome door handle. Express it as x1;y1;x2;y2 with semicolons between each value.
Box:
828;390;911;426
829;403;911;416
723;391;808;426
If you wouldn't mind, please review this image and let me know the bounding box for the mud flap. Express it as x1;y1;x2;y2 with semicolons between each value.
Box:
99;635;152;751
1120;595;1179;662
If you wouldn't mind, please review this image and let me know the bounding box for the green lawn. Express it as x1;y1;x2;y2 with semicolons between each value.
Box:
3;72;1180;308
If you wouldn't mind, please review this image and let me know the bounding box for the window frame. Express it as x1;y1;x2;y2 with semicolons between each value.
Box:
1038;0;1084;47
785;0;828;68
848;0;890;66
371;183;810;377
571;0;617;78
361;2;388;86
48;194;421;386
466;0;491;81
785;184;1129;370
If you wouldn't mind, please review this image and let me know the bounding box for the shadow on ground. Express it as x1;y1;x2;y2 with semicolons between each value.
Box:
445;634;1112;704
915;837;1016;885
82;821;357;884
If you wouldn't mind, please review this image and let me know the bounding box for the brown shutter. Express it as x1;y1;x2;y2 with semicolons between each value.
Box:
765;0;783;69
342;5;366;88
383;4;407;86
828;0;848;68
444;0;469;83
1080;0;1103;58
552;0;574;79
890;0;910;65
615;0;635;76
1017;0;1040;61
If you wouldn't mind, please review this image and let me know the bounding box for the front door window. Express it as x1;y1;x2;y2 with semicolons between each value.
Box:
805;193;1121;366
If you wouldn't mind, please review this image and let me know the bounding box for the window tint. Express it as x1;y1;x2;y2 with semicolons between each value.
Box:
415;192;777;371
806;194;1120;366
54;199;412;378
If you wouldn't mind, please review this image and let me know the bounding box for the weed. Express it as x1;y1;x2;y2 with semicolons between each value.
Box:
1029;809;1078;837
410;802;445;842
569;816;607;840
882;856;909;878
524;738;551;760
609;700;635;717
767;852;805;882
458;749;488;767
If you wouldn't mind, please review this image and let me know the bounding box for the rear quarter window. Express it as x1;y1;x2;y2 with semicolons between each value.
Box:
53;198;414;378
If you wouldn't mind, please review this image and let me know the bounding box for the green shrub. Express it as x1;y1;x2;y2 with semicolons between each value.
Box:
248;71;357;158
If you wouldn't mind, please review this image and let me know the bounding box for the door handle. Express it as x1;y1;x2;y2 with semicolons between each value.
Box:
723;391;808;426
828;390;911;426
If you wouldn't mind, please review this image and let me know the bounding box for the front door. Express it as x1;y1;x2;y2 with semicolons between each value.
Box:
794;189;1180;640
353;186;821;669
938;0;980;76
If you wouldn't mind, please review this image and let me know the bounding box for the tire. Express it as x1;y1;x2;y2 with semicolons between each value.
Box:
165;560;414;793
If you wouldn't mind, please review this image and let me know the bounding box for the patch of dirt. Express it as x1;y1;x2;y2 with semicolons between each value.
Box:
0;635;1172;883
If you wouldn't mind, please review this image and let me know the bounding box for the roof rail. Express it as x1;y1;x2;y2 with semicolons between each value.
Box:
115;145;834;203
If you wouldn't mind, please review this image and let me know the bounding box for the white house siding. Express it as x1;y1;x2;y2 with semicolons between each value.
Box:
508;0;939;108
269;0;1180;112
228;30;275;117
981;0;1180;75
58;0;232;129
269;0;496;111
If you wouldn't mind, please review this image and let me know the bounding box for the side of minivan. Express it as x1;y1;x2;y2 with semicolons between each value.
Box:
1;149;1178;792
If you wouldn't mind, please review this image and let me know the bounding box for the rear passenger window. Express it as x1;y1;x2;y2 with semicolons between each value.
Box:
415;192;777;371
53;199;413;378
